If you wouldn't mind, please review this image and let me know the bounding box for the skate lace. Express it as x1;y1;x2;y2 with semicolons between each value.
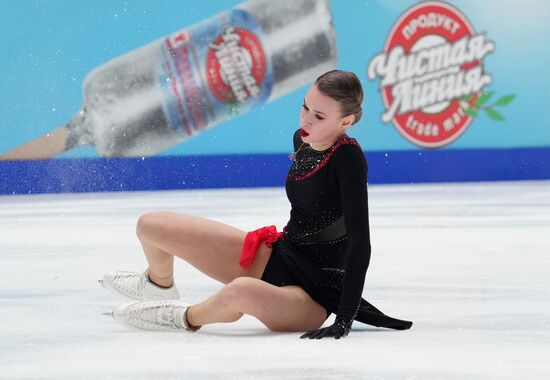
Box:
130;301;185;330
113;272;146;295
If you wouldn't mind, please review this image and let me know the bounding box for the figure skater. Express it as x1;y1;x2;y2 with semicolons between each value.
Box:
101;70;412;339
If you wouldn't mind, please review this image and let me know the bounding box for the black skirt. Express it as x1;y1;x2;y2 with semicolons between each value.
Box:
260;238;413;330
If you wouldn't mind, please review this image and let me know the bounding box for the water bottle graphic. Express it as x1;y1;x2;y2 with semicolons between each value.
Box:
1;0;337;160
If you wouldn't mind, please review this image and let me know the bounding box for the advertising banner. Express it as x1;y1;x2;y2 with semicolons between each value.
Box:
1;0;548;194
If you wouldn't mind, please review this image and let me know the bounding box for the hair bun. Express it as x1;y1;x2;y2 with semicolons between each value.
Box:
315;70;364;125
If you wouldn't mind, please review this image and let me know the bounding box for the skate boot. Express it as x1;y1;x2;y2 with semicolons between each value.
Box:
108;300;201;332
99;270;180;301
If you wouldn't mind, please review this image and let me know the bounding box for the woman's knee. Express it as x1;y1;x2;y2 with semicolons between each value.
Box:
136;211;177;241
136;211;189;240
212;277;256;323
218;277;286;331
219;277;258;309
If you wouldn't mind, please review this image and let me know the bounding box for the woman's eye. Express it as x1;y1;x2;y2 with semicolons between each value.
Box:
302;104;323;120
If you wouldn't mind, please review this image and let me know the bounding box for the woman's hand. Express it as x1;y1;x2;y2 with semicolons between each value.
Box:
300;321;350;339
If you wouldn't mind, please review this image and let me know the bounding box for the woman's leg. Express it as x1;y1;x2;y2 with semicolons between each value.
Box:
117;212;327;333
136;211;271;286
187;277;328;332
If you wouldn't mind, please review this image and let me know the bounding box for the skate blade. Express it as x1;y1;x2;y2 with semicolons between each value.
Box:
102;311;114;317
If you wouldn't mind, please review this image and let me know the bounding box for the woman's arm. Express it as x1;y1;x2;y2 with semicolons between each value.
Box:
335;145;371;328
301;144;371;339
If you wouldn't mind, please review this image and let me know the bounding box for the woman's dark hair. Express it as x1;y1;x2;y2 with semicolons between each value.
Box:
314;70;363;125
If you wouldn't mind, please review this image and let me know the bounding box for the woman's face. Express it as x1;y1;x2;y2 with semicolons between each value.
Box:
299;84;354;150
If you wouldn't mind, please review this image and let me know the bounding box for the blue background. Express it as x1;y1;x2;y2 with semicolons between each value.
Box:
1;0;549;194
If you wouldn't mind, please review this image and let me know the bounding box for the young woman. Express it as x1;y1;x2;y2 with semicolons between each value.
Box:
101;70;412;339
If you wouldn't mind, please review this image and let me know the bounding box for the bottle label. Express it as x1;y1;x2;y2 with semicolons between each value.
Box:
157;9;273;137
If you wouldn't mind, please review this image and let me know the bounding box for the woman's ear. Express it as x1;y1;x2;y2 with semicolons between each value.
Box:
341;114;355;130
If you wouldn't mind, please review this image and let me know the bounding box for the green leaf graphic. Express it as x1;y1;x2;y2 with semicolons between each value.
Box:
229;104;240;116
474;91;494;106
485;108;505;121
464;107;478;117
458;95;473;101
226;96;240;116
495;94;516;106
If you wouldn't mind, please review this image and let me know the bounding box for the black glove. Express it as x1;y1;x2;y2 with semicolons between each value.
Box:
300;318;352;340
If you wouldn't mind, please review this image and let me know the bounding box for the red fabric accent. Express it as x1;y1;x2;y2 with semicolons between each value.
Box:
239;225;283;269
288;137;360;181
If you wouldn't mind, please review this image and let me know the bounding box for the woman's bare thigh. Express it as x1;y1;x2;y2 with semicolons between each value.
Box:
137;211;272;284
221;277;328;332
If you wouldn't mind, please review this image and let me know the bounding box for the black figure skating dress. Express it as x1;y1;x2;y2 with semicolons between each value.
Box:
260;129;412;331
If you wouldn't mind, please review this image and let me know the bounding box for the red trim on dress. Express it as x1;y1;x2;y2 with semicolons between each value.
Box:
289;137;360;181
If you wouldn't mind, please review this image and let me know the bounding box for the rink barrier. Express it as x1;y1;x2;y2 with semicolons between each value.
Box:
1;147;549;195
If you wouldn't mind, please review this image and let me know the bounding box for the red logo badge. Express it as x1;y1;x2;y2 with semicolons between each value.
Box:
207;25;266;104
368;2;495;148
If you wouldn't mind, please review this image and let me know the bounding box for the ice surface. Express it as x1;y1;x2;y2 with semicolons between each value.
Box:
1;181;549;379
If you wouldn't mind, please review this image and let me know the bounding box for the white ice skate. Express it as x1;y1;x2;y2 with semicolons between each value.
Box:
99;270;180;301
106;300;200;332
